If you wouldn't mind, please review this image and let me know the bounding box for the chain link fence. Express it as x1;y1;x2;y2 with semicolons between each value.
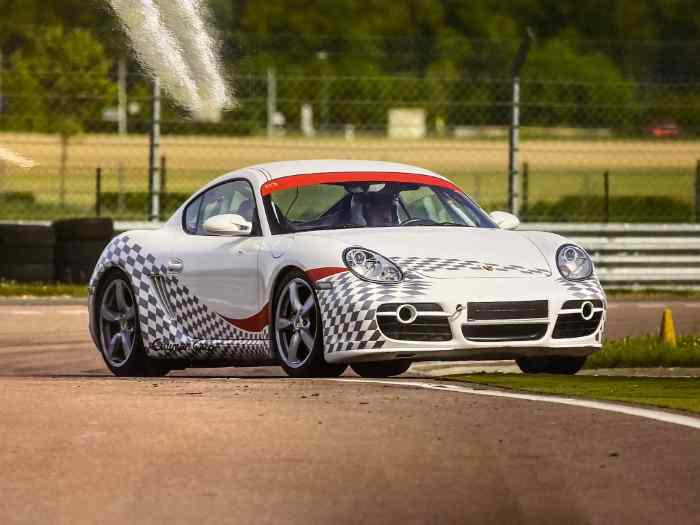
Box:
0;63;699;222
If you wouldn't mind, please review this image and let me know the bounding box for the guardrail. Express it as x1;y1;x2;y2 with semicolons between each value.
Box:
524;223;700;289
3;221;700;289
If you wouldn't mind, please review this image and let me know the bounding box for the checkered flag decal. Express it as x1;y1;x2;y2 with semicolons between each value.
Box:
391;257;551;277
317;271;432;353
555;277;606;301
90;235;273;362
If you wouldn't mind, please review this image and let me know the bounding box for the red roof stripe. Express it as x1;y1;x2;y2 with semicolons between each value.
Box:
260;171;460;196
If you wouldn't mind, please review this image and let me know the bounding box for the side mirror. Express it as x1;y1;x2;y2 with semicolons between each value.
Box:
490;211;520;230
203;214;252;236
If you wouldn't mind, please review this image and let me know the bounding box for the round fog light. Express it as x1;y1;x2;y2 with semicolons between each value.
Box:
580;301;595;321
396;304;418;325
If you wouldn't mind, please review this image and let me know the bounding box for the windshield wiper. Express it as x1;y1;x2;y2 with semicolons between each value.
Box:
437;221;473;227
298;223;364;231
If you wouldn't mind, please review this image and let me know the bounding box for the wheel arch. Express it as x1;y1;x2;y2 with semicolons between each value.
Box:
269;265;306;309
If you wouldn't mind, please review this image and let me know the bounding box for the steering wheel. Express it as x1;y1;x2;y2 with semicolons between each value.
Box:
400;218;438;226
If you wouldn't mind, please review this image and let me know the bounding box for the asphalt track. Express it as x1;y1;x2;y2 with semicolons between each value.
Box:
1;300;699;524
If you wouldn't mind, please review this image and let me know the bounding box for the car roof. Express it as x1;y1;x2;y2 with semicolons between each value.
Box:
252;160;446;180
207;159;449;188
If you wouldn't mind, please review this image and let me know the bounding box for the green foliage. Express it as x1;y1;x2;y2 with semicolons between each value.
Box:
587;336;700;369
5;27;117;138
524;195;694;223
449;374;700;414
523;40;637;128
100;191;189;217
0;279;87;298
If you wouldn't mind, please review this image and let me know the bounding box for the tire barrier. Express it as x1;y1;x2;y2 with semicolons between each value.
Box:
0;224;56;282
53;218;114;283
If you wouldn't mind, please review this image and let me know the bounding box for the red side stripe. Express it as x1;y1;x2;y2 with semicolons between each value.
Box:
260;171;460;196
306;267;348;282
219;303;270;332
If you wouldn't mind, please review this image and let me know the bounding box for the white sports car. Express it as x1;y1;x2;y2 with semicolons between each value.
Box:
88;160;606;378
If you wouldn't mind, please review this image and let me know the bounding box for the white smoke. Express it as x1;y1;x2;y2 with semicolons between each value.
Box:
108;0;233;121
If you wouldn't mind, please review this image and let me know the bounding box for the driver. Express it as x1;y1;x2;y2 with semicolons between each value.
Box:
361;193;396;227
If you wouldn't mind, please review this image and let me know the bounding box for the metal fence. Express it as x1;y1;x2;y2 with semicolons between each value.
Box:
1;67;699;222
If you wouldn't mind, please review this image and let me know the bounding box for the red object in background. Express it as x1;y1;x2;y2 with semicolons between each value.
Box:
647;121;680;138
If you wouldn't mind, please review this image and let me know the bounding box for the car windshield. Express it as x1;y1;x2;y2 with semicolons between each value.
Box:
263;180;497;234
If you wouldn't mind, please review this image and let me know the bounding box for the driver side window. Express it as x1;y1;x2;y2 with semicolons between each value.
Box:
184;180;259;236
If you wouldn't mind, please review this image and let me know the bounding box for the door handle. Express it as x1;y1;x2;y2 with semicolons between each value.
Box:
167;257;184;275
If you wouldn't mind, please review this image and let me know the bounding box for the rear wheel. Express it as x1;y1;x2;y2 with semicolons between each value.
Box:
273;270;347;378
351;360;412;378
97;272;170;377
516;356;587;375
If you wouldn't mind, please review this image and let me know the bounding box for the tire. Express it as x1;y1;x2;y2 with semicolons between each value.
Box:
516;356;587;375
351;360;412;378
0;245;54;265
53;218;113;242
0;263;54;282
96;271;170;377
0;224;54;246
272;270;347;378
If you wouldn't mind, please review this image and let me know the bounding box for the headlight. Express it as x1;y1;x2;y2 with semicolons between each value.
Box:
556;244;593;281
343;247;403;283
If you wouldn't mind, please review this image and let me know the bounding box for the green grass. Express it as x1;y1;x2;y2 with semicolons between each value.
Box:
606;289;700;300
586;336;700;369
448;374;700;414
0;280;88;297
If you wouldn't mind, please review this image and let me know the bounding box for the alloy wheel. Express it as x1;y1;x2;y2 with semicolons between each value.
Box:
99;279;137;367
275;278;319;368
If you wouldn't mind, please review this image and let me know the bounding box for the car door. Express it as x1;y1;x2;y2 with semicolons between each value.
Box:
170;179;265;339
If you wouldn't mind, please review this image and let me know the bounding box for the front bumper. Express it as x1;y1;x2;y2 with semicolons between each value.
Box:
317;272;606;364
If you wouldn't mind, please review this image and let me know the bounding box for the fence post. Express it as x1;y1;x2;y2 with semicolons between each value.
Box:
522;162;529;218
695;160;700;223
95;166;102;217
603;170;610;224
117;57;128;136
148;75;161;222
117;162;125;214
267;67;277;138
508;28;535;216
159;155;167;220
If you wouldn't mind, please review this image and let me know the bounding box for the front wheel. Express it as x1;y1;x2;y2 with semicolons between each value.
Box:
273;271;347;378
97;272;170;377
516;356;587;375
351;360;412;378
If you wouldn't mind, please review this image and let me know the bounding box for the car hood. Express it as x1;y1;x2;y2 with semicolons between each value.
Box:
304;227;552;279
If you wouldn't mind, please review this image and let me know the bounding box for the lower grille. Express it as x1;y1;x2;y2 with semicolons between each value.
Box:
377;316;452;342
552;312;603;339
462;323;548;342
468;300;548;321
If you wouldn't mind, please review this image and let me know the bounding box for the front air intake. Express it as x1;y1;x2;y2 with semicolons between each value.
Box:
467;301;548;321
376;303;452;342
462;323;548;342
552;312;603;339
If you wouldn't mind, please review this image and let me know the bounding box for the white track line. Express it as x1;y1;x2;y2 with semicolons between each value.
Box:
330;378;700;430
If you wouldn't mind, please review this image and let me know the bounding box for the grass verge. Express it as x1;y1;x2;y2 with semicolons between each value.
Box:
587;336;700;369
0;280;88;298
448;374;700;414
606;289;700;300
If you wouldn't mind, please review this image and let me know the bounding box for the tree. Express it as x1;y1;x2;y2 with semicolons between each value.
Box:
6;27;116;206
